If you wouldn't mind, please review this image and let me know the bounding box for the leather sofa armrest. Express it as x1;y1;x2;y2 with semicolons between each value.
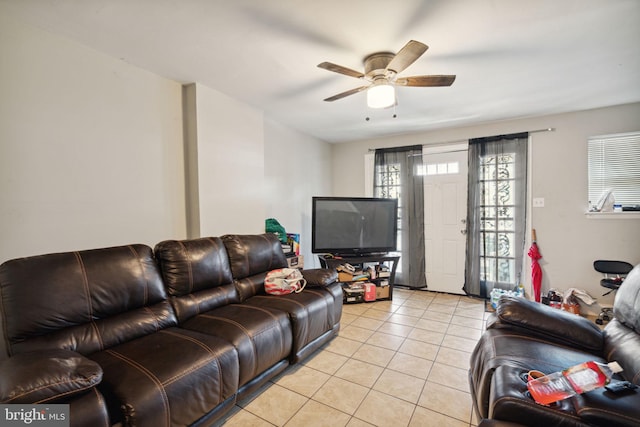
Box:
490;295;604;353
302;268;338;288
0;349;103;404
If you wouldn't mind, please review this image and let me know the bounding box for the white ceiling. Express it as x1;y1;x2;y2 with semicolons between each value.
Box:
2;0;639;143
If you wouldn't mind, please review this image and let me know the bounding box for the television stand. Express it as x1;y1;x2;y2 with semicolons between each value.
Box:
318;254;400;301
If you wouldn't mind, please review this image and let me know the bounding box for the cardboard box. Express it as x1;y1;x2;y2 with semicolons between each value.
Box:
286;255;304;269
338;271;354;282
376;285;390;300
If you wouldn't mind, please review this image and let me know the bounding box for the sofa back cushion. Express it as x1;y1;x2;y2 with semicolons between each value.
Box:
604;264;640;384
614;263;640;332
221;234;288;301
154;237;239;322
603;318;640;384
0;245;176;357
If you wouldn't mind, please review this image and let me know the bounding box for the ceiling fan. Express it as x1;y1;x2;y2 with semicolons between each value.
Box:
318;40;456;109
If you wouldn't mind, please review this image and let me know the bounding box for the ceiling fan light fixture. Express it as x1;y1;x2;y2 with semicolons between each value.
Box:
319;40;455;106
367;82;395;109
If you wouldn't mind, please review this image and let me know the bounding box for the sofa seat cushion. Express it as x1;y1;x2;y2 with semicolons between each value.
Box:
573;383;640;427
242;288;337;362
90;327;239;427
180;304;292;387
470;328;606;419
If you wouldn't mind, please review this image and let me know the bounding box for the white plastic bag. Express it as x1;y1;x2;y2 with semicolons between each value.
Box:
265;268;306;295
564;288;595;305
594;189;615;212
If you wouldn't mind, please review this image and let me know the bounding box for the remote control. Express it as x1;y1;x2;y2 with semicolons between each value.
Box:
605;381;638;394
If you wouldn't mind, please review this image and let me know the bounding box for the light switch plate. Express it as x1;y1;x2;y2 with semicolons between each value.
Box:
533;198;545;208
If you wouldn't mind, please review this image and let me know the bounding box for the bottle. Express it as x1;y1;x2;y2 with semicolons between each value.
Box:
527;361;622;405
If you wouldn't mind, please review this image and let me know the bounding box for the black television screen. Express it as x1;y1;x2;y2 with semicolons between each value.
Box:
312;196;398;255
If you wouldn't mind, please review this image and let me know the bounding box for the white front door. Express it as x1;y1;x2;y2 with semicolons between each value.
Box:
423;145;468;294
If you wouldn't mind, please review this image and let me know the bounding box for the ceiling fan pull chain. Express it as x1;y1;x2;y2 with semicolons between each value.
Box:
393;96;398;118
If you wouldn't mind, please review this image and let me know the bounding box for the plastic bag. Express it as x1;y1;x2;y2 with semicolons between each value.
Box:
564;288;595;305
265;268;306;295
490;285;524;309
265;218;287;243
562;288;595;315
593;189;615;212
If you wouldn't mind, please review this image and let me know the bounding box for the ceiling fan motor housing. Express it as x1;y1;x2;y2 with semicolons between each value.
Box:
364;52;395;79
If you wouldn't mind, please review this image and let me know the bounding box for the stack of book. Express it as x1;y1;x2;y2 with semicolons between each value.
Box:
336;264;369;282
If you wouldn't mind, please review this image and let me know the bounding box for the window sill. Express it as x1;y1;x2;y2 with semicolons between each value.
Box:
585;211;640;219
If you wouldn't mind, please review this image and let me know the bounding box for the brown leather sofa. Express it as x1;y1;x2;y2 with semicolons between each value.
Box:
469;264;640;427
0;233;342;427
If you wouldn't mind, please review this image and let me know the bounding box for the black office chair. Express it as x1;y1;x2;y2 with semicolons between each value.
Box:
593;260;633;325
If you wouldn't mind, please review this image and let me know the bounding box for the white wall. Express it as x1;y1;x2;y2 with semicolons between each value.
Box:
0;13;334;264
0;13;186;261
331;103;640;312
264;118;333;268
185;83;267;237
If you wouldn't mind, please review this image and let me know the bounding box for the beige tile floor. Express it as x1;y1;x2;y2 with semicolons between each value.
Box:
214;288;489;427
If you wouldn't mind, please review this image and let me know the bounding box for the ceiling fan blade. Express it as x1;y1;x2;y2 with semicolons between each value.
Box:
395;75;456;87
317;62;365;79
323;85;369;102
385;40;428;74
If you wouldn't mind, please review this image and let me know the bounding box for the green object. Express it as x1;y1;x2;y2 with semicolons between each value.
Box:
265;218;287;243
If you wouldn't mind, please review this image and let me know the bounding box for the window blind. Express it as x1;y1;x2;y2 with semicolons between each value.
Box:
588;131;640;206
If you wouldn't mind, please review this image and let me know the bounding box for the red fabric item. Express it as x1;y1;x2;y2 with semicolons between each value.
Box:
528;242;542;302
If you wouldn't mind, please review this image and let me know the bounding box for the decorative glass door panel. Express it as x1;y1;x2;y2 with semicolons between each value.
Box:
479;154;517;288
375;163;403;256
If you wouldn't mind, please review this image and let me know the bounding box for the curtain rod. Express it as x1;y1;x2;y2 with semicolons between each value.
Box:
368;128;555;152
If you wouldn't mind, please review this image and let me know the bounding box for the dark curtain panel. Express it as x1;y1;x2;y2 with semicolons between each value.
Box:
464;133;528;298
374;146;426;288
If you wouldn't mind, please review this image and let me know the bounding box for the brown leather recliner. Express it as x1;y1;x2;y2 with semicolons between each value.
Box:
0;244;240;427
221;234;343;363
469;264;640;427
154;236;294;399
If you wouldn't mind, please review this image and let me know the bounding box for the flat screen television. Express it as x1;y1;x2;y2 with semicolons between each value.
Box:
312;196;398;256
